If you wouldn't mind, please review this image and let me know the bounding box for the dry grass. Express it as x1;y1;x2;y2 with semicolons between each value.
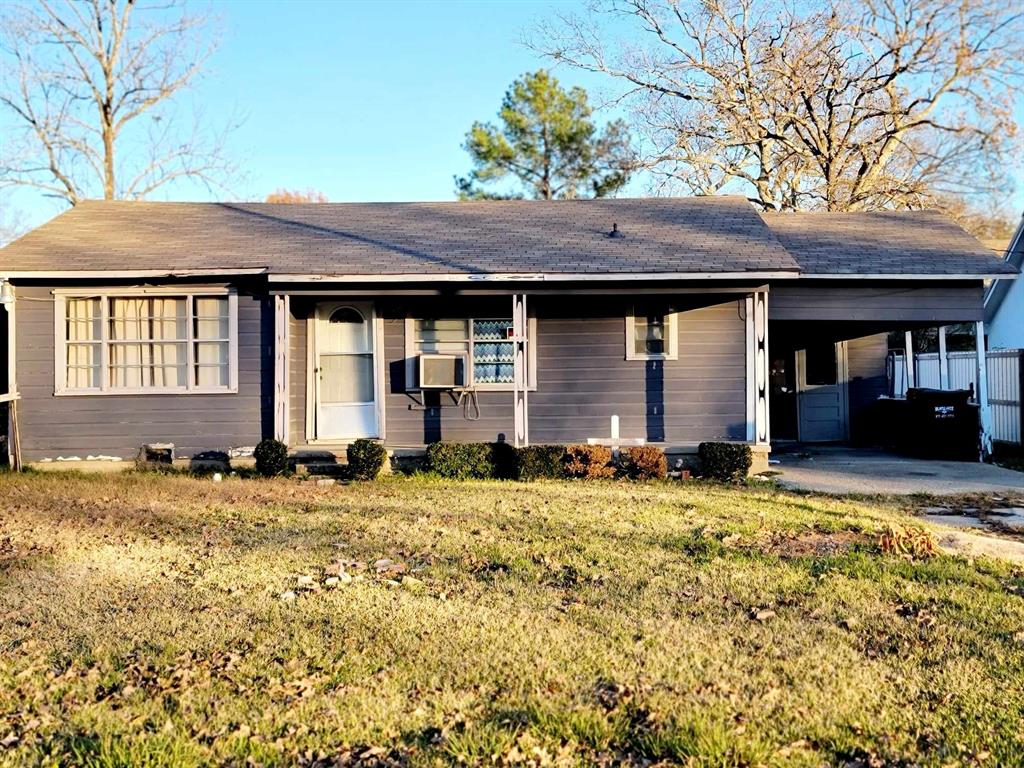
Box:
1;471;1023;767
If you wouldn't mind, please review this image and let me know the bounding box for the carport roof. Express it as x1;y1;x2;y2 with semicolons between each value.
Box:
761;210;1018;278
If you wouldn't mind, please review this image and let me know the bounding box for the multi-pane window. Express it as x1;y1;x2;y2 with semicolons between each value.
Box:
407;317;529;389
57;292;236;394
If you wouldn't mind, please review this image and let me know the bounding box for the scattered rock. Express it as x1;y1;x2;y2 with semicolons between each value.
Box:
752;609;776;622
324;576;340;588
316;478;336;487
400;575;423;591
280;591;297;602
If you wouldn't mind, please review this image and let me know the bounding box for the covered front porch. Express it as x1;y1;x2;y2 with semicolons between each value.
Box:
268;282;773;468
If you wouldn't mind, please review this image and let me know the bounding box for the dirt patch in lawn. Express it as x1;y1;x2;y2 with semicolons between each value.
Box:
753;530;871;558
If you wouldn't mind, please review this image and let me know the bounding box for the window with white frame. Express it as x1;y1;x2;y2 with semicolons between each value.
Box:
56;290;238;394
625;309;678;361
405;316;534;389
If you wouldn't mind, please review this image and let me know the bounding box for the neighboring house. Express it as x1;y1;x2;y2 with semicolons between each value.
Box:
985;213;1024;350
0;197;1016;472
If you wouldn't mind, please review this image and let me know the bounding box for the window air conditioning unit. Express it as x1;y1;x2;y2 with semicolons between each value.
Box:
418;353;469;390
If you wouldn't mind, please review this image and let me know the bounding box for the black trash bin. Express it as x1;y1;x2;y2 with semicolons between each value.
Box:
904;388;979;460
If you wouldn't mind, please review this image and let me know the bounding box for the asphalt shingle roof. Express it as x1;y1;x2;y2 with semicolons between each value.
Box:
0;197;1014;278
760;210;1017;276
0;197;798;276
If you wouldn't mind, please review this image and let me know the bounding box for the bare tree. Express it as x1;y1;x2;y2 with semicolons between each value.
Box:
529;0;1024;211
265;188;329;204
0;0;237;206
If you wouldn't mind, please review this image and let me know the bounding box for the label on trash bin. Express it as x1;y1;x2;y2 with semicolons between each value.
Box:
934;405;955;419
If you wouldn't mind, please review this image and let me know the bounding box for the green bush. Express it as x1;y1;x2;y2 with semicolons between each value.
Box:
347;439;388;480
425;442;495;480
562;444;616;479
254;438;289;477
621;445;668;480
489;441;520;480
698;442;752;482
516;445;566;480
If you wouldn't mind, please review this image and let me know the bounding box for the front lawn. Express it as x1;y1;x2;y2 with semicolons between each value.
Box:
1;473;1022;766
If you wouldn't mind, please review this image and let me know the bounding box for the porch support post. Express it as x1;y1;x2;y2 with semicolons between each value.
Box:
904;331;915;389
975;320;992;459
937;326;949;389
512;294;529;448
748;290;770;445
273;294;291;446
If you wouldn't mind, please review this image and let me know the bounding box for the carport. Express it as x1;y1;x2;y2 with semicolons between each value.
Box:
759;208;1017;459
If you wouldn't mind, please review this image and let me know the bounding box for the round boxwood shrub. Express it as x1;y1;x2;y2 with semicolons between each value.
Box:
347;438;388;480
425;442;495;480
254;438;289;477
620;445;668;480
697;442;752;482
516;445;566;480
562;444;616;479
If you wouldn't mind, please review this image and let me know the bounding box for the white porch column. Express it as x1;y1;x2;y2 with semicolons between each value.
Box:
273;294;291;445
904;330;916;389
975;320;992;458
937;326;949;390
746;290;770;445
512;293;529;448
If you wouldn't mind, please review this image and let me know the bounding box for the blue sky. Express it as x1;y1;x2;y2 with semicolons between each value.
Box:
3;0;1022;232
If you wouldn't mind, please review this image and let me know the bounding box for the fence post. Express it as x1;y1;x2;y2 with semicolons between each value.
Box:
938;326;949;389
1019;349;1024;448
904;331;915;389
974;321;992;458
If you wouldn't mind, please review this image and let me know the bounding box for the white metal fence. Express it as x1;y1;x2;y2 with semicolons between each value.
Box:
891;349;1023;445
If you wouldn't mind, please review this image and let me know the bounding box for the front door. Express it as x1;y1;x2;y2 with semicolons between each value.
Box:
314;302;378;440
796;342;848;442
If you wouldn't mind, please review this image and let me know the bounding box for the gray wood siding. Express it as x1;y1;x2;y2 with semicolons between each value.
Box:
530;301;746;444
382;315;515;445
15;284;271;461
846;333;889;442
379;297;746;446
771;284;985;322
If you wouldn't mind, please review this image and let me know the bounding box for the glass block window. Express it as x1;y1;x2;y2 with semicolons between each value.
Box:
472;319;515;384
409;316;528;389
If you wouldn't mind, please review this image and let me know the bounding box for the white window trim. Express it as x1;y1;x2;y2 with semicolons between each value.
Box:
625;310;679;361
53;286;239;396
404;315;537;392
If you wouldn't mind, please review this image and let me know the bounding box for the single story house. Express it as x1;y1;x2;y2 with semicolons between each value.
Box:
985;212;1024;350
0;197;1016;472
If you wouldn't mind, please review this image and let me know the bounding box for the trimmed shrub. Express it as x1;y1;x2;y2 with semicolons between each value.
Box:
698;442;752;482
621;446;668;480
516;445;566;480
254;438;289;477
562;444;616;479
347;439;388;480
489;441;520;480
425;442;496;480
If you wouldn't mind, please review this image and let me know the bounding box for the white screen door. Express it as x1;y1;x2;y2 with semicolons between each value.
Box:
796;342;848;442
315;302;378;440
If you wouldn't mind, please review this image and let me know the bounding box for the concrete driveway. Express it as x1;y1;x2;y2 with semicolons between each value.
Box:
773;446;1024;495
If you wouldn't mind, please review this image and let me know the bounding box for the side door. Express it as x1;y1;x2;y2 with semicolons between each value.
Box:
796;341;848;442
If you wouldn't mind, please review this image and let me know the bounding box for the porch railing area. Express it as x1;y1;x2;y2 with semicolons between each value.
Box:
891;348;1024;446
